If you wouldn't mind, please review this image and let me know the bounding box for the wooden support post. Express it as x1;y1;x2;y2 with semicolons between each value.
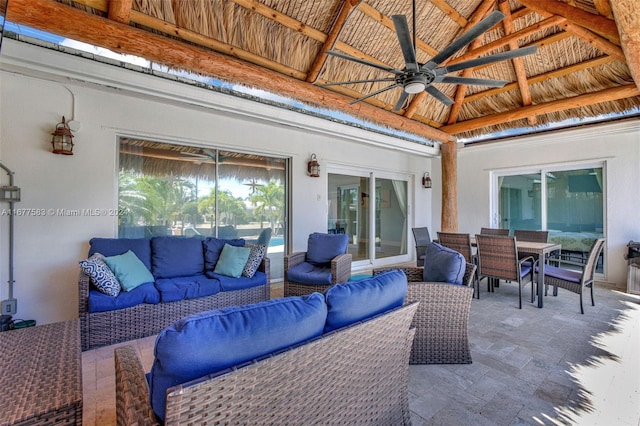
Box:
440;141;458;233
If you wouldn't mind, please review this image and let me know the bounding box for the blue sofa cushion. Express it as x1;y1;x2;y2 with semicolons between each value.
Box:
324;269;407;333
89;237;152;270
154;274;223;303
287;261;332;285
306;232;349;266
149;293;328;421
203;237;246;271
87;282;160;313
206;270;267;291
423;242;465;285
151;237;205;279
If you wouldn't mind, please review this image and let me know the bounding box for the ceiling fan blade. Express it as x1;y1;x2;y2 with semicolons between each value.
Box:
436;76;508;87
319;77;397;88
392;91;410;112
391;15;419;72
326;50;404;75
436;45;538;74
425;85;454;106
349;83;401;105
423;10;505;70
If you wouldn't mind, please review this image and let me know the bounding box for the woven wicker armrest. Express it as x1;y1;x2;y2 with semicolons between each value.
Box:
373;262;476;288
284;251;307;271
332;253;353;283
115;345;159;426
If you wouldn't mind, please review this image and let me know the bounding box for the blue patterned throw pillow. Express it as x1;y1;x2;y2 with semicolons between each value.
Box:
242;244;267;278
79;253;121;297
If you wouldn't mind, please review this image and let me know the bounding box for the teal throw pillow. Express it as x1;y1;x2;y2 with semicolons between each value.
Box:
104;250;155;292
214;244;252;278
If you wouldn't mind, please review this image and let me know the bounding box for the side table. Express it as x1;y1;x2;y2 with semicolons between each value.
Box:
0;320;82;425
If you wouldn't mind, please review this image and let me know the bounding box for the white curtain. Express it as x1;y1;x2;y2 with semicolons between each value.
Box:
391;179;408;254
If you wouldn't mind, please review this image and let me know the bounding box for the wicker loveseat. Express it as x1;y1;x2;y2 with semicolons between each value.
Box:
373;262;476;364
115;271;417;425
79;236;270;350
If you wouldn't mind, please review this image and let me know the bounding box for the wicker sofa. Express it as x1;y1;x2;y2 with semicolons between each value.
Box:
79;236;270;351
373;262;476;364
115;271;417;425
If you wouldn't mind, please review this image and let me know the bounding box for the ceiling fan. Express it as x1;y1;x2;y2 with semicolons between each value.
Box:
320;5;538;111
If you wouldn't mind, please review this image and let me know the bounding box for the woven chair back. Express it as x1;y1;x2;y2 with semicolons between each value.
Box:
437;232;474;263
412;227;431;245
514;230;548;243
475;234;519;281
581;238;606;282
480;227;509;236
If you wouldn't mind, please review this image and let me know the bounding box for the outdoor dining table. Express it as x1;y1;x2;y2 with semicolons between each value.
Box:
471;237;561;308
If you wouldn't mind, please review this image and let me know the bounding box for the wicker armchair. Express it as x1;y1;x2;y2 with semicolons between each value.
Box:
373;262;476;364
542;238;605;314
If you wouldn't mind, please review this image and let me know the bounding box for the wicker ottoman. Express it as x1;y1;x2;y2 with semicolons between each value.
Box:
0;320;82;425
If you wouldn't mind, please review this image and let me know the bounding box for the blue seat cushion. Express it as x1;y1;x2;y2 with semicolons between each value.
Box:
154;274;223;303
203;237;246;271
149;293;328;421
542;265;582;283
205;270;267;291
89;237;152;270
151;237;205;279
287;261;333;285
306;232;349;266
87;282;160;313
520;263;533;278
423;242;465;285
324;269;407;333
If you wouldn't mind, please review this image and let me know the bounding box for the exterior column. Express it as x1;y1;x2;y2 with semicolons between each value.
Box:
440;141;458;232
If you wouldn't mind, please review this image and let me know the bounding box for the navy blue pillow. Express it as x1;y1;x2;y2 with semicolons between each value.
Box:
306;233;349;266
324;269;407;333
149;293;328;421
422;242;465;285
88;238;152;270
203;237;246;271
151;237;205;279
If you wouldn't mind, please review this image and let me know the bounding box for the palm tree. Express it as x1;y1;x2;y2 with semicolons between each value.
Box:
250;181;284;236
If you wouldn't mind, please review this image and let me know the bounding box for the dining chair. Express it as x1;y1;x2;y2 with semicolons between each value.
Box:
412;227;432;267
475;234;535;308
541;238;605;314
437;232;480;299
480;227;509;236
513;230;549;243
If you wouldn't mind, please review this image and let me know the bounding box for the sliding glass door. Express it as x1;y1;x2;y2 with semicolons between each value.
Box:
328;168;410;266
494;163;605;272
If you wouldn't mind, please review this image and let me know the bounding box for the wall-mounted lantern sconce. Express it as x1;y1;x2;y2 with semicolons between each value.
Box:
307;153;320;177
51;116;75;155
422;172;432;189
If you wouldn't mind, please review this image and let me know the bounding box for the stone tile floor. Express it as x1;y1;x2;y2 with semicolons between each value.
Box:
82;281;640;425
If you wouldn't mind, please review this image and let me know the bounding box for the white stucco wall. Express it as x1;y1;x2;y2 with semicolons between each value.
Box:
0;39;436;325
431;122;640;288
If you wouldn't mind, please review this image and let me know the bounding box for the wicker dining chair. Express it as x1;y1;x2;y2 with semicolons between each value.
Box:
541;238;605;314
480;227;510;236
513;230;549;243
412;227;432;267
475;234;535;308
437;232;480;299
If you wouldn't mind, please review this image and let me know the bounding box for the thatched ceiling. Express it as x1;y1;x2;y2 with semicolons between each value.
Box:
4;0;640;144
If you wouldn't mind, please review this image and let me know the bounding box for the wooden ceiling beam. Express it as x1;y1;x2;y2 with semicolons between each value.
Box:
306;0;362;83
609;0;640;91
440;84;640;134
429;0;467;28
7;0;454;143
593;0;613;19
517;0;620;45
108;0;132;24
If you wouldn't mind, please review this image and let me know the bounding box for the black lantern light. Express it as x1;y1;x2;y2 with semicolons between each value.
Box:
422;172;432;189
307;154;320;177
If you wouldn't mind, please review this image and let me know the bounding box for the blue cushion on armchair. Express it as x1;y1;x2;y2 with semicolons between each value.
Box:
324;269;407;332
306;232;349;266
151;236;205;279
423;242;465;285
287;262;333;285
149;293;327;421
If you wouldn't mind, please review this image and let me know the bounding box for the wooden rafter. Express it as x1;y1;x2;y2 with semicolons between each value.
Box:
561;21;625;61
593;0;613;19
306;0;362;83
107;0;132;24
517;0;620;45
610;0;640;90
7;0;455;143
440;84;640;134
429;0;467;28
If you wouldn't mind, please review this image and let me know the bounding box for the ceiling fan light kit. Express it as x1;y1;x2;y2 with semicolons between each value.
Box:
321;5;538;111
